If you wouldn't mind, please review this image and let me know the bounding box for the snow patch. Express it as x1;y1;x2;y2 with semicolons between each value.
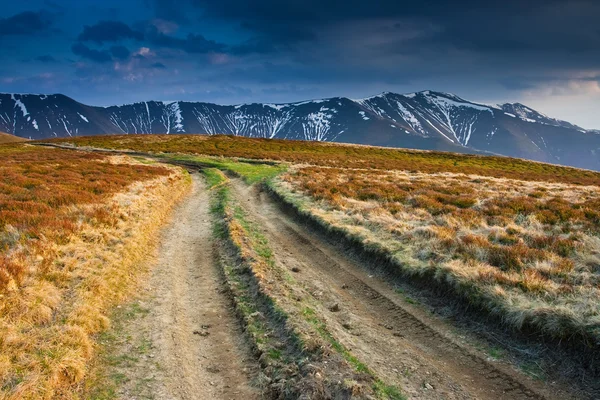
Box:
11;94;29;117
302;106;333;141
424;92;493;114
394;101;424;134
264;104;287;111
78;113;89;123
170;102;184;131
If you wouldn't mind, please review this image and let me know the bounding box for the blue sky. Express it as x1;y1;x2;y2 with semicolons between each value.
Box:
1;0;600;128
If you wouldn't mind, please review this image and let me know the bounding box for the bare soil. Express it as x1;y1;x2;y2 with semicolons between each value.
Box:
106;174;259;400
228;178;580;400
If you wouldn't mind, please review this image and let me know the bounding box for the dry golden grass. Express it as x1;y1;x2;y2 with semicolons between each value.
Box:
0;133;26;144
0;144;190;399
41;134;600;343
279;166;600;342
50;134;600;186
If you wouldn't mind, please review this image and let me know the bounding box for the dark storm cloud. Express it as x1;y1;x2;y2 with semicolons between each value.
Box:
3;0;600;127
35;55;57;63
110;45;130;60
0;11;52;36
144;25;226;53
148;0;600;58
71;42;112;63
78;20;144;43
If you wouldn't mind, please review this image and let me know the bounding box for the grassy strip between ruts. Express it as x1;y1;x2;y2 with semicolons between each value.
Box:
160;153;285;184
262;177;600;365
205;166;405;399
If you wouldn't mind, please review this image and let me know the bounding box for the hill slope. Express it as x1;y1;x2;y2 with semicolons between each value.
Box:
0;131;27;143
2;91;599;170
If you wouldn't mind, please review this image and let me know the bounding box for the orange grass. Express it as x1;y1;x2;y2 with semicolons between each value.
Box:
0;145;170;290
43;134;600;342
49;134;600;186
0;133;26;144
0;144;189;399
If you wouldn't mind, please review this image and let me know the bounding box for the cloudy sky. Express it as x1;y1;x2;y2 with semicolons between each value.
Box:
1;0;599;128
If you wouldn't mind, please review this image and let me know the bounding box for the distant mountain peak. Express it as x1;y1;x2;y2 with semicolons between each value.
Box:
498;102;585;131
0;91;598;170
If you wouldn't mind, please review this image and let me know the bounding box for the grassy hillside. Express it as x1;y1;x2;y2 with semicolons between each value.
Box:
0;131;27;143
49;134;600;351
52;134;600;185
0;143;190;399
276;166;600;343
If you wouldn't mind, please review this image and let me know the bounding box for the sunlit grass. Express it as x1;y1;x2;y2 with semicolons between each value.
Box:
0;143;189;399
50;134;600;186
276;166;600;344
162;153;285;184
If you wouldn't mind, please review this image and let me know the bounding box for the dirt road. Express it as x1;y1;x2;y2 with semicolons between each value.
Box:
111;174;259;400
229;178;575;400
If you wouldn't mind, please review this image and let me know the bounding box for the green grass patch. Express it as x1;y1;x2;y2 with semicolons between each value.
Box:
85;301;154;400
301;307;405;400
488;347;505;360
519;361;546;381
202;167;228;188
161;153;286;184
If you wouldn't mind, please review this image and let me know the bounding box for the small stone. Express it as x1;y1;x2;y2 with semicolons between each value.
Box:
424;383;434;390
201;324;212;329
341;284;349;289
291;267;301;273
206;365;221;373
193;330;210;336
393;332;405;338
329;303;340;312
342;322;352;330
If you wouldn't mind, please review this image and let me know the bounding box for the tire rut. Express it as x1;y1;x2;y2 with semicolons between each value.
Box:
229;178;571;400
113;174;259;400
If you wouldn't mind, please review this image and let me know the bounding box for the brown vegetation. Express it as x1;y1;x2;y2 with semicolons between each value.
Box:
44;134;600;347
0;132;26;144
277;166;600;342
51;134;600;186
0;144;190;399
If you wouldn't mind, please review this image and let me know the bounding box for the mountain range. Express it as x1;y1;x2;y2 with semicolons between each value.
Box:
1;90;599;171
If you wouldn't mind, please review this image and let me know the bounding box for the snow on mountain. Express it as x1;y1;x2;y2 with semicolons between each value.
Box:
1;91;599;171
498;103;585;131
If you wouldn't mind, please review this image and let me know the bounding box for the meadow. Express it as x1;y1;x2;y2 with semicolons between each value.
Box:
48;134;600;356
277;166;600;343
53;134;600;185
0;143;189;399
0;133;26;144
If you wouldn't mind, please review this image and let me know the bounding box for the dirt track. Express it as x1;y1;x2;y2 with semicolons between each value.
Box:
107;172;581;399
228;178;576;400
111;174;259;400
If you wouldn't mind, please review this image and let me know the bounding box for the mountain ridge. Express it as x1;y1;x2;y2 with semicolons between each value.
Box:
1;90;599;171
